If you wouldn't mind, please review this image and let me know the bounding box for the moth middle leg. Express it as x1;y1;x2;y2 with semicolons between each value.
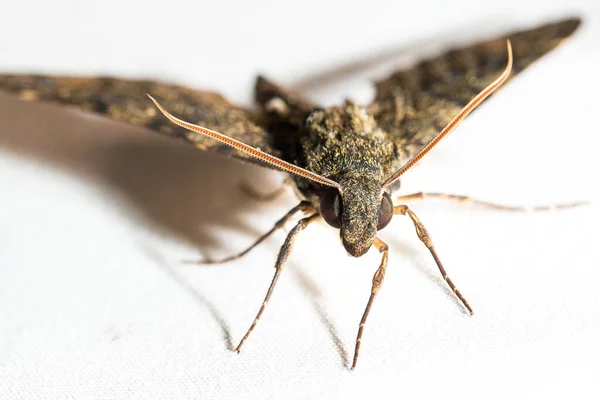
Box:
187;201;312;264
396;192;585;212
235;213;320;353
395;204;473;315
352;237;389;370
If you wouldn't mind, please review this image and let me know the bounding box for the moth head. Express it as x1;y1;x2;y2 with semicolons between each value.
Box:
319;184;393;257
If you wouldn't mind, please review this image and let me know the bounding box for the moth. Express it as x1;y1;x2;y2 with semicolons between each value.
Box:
0;18;582;369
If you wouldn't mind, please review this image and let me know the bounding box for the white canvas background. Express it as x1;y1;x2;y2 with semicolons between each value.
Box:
0;0;599;398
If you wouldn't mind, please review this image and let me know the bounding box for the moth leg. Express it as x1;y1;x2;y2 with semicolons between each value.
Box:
352;237;389;370
187;201;312;265
235;213;320;353
240;181;286;202
396;192;585;212
394;205;473;315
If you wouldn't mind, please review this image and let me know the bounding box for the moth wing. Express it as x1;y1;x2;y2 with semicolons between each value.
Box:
0;75;281;166
368;18;581;159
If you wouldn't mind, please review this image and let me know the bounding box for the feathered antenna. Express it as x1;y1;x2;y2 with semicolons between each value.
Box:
148;95;342;190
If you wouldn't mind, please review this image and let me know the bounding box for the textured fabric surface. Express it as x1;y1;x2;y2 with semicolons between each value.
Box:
1;1;599;399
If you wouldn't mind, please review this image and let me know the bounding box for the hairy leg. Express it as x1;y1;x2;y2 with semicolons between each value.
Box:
352;237;389;370
186;201;312;264
397;192;585;212
235;213;320;353
395;204;473;315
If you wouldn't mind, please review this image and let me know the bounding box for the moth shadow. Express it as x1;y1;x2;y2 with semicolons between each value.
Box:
0;93;295;353
143;245;235;351
99;139;280;252
291;264;351;369
388;236;467;314
0;92;282;253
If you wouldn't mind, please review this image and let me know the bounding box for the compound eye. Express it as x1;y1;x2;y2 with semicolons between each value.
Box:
377;192;393;230
320;189;342;229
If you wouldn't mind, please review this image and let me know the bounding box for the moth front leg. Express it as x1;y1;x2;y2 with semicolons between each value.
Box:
188;201;312;264
394;205;473;315
397;192;585;212
235;213;320;353
352;237;389;370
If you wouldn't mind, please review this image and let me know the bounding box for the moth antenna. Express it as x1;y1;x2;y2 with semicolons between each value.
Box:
147;95;341;190
384;40;513;187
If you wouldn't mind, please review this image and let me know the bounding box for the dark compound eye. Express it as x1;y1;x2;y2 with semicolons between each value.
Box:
377;192;393;230
320;189;342;229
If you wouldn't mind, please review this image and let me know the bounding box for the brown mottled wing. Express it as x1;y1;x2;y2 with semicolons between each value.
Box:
0;75;280;166
369;18;581;159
